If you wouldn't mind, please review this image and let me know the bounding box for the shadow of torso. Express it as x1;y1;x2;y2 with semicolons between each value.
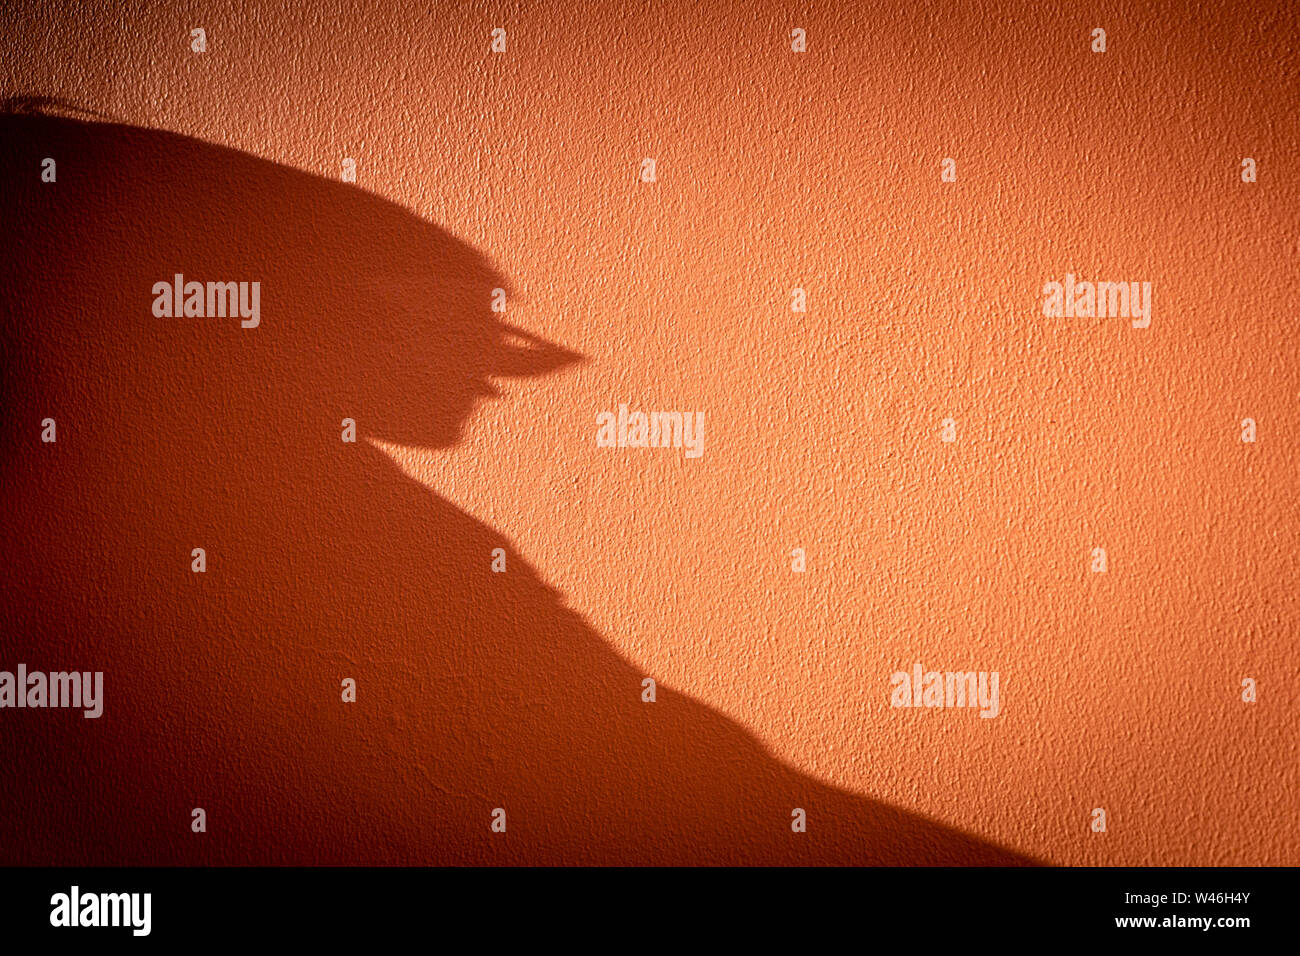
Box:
0;109;1036;865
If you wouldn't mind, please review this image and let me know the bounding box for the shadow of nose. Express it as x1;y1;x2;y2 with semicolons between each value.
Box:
492;323;586;378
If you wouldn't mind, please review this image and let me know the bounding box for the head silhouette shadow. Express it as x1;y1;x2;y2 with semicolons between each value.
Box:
0;96;576;452
0;104;1041;866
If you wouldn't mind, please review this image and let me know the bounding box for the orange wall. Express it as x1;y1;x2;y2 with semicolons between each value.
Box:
1;0;1297;865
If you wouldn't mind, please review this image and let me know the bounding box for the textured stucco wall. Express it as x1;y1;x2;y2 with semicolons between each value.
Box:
1;0;1297;865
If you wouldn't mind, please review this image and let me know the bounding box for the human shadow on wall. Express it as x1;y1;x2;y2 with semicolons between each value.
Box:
0;103;1038;865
